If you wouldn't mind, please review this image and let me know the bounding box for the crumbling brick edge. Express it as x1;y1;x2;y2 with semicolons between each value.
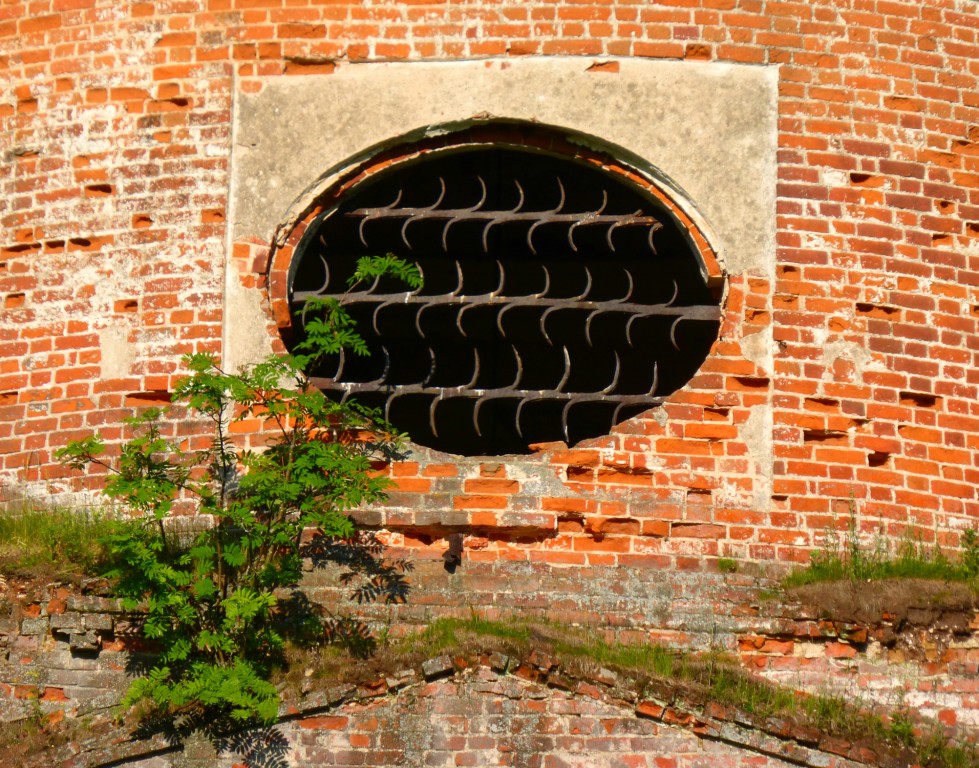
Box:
55;649;900;768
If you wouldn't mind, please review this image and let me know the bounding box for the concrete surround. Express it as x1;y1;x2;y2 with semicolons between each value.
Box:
231;58;778;269
227;56;777;373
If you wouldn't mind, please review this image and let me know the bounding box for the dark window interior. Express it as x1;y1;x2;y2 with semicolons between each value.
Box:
287;147;721;455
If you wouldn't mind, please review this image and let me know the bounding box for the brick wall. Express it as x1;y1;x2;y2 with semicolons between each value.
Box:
3;0;979;569
7;573;962;767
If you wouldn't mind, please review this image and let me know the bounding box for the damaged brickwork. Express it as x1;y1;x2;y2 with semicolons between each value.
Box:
3;575;979;767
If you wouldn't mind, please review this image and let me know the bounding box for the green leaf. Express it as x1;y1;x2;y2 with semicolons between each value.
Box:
192;577;217;599
348;254;422;290
222;543;247;568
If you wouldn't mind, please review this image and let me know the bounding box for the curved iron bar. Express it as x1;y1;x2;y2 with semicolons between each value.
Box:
473;344;523;437
526;177;568;256
399;177;447;250
568;189;608;252
340;345;390;405
482;179;527;253
349;175;663;257
497;263;552;339
358;188;403;248
443;176;488;251
456;260;505;338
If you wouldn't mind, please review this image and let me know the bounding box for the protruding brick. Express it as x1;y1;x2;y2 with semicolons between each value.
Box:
421;655;455;681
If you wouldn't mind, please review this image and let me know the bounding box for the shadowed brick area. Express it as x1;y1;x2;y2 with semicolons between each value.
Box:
300;558;772;649
5;572;979;766
13;641;885;767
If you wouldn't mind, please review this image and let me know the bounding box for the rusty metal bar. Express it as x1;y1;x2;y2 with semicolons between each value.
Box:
350;177;663;255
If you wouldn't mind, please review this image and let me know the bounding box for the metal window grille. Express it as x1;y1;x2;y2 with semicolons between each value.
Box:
287;147;721;455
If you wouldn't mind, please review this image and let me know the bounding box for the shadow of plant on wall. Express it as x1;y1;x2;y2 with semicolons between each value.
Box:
302;529;413;658
55;257;422;752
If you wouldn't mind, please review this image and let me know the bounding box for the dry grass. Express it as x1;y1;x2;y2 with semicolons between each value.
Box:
786;578;978;626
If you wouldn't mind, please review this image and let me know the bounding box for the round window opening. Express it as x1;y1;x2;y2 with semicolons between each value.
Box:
283;139;722;456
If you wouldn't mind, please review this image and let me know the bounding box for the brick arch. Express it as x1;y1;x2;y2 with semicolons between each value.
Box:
94;651;885;767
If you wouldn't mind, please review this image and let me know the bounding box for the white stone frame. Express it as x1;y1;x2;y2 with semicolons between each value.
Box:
225;57;777;371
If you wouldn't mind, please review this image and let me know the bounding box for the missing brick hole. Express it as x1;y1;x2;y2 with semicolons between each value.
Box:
732;376;769;389
124;391;172;406
566;466;594;482
899;391;939;408
849;172;874;185
85;184;113;196
967;223;979;237
285;56;337;68
115;299;139;313
867;452;890;467
2;243;39;254
586;61;620;73
855;302;899;316
802;429;848;444
0;391;17;405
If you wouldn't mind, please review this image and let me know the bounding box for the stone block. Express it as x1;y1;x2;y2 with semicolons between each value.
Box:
528;649;556;672
69;631;100;653
421;655;454;680
20;617;49;635
66;595;125;614
50;611;84;633
546;673;573;691
385;669;417;690
347;508;382;527
589;666;617;686
83;613;114;632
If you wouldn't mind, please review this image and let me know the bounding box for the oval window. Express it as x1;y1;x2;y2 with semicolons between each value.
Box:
284;141;721;455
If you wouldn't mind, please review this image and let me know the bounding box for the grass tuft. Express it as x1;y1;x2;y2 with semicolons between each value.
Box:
0;507;115;581
784;519;979;590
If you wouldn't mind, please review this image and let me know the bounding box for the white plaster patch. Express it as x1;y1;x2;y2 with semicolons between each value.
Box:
821;168;849;188
99;326;133;378
232;57;777;279
738;403;773;510
223;260;275;374
740;328;774;374
820;340;886;383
